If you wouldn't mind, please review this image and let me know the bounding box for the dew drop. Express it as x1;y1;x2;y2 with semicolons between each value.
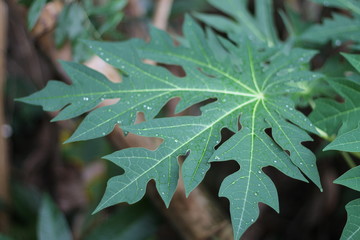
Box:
258;170;262;174
174;139;178;143
214;156;220;160
105;58;109;62
254;192;258;196
83;97;89;101
251;219;255;222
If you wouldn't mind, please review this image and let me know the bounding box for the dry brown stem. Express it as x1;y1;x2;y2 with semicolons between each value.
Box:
153;0;173;30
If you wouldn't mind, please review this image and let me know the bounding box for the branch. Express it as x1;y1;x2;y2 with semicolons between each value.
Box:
152;0;173;30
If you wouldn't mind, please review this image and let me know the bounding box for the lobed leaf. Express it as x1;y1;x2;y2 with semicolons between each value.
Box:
20;15;323;240
334;166;360;192
341;199;360;240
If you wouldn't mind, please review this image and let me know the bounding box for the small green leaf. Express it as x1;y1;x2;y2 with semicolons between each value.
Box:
37;195;72;240
340;198;360;240
301;14;360;47
86;203;159;240
334;166;360;192
311;0;360;15
27;0;47;30
325;124;360;152
310;53;360;151
309;79;360;136
343;53;360;73
196;0;279;47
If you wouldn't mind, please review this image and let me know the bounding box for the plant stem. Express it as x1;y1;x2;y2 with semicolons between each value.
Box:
341;151;356;168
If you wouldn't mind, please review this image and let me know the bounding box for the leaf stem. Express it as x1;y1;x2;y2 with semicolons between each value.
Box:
341;151;356;168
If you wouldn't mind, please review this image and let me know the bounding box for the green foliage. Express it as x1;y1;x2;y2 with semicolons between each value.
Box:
194;0;279;46
341;199;360;240
18;0;360;239
37;195;72;240
26;0;127;61
334;167;360;240
84;203;160;240
334;166;360;191
27;0;48;30
302;0;360;48
19;14;323;239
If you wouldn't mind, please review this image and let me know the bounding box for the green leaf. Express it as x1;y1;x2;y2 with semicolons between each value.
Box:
310;53;360;151
20;15;322;239
301;14;360;47
334;166;360;192
335;166;360;240
340;199;360;240
27;0;47;30
85;203;159;240
309;79;360;137
55;3;87;47
195;0;279;47
311;0;360;15
37;195;72;240
324;124;360;152
0;234;13;240
343;53;360;73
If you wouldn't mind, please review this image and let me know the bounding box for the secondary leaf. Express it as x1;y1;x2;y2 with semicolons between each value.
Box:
311;53;360;151
309;79;360;137
37;195;72;240
27;0;47;30
20;15;323;239
301;14;360;47
195;0;279;47
325;124;360;152
334;167;360;240
341;199;360;240
334;166;360;191
311;0;360;15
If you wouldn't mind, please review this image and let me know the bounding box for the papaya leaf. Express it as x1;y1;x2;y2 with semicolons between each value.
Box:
311;53;360;151
334;166;360;192
19;15;323;239
334;167;360;240
194;0;279;47
311;0;360;15
340;199;360;240
37;195;72;240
